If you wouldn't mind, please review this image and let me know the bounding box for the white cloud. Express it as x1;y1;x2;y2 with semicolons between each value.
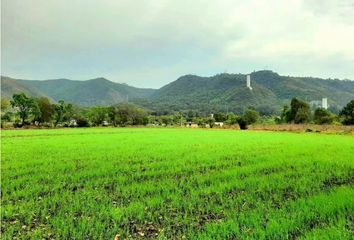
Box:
1;0;354;87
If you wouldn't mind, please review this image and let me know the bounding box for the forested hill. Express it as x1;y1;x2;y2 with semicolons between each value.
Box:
143;71;354;114
2;71;354;114
1;76;156;106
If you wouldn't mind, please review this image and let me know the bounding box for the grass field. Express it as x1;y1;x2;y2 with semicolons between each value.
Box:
1;128;354;239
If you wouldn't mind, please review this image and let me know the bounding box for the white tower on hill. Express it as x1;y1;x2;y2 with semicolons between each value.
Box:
246;74;252;90
322;98;328;109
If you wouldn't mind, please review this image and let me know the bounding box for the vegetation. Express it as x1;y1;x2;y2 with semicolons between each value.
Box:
1;93;354;129
1;76;155;107
109;103;148;126
1;97;10;111
243;109;260;125
236;108;260;130
53;100;74;126
2;71;354;114
1;128;353;239
145;71;354;115
340;100;354;125
288;98;311;124
36;97;54;123
279;98;335;125
313;108;334;125
10;93;38;126
88;106;110;126
236;116;248;130
1;97;11;128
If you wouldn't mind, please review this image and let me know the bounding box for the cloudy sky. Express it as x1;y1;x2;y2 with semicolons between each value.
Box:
1;0;354;88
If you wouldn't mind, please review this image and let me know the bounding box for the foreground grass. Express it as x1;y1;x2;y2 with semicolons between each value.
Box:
1;128;354;239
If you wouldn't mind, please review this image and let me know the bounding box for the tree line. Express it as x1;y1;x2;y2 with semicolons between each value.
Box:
1;93;354;129
277;98;354;125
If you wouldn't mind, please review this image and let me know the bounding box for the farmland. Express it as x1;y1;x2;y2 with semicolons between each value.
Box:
1;128;354;239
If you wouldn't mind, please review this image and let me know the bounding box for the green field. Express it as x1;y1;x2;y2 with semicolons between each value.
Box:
1;128;354;239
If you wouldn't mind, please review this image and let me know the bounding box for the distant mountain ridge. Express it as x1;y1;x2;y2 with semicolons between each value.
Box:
2;71;354;113
1;76;156;106
144;71;354;113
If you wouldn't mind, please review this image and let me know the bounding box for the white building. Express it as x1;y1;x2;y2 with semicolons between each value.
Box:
214;122;224;127
246;75;252;90
322;98;328;109
310;100;322;108
310;98;329;109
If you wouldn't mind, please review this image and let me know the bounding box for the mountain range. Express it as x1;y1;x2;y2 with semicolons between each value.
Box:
2;71;354;114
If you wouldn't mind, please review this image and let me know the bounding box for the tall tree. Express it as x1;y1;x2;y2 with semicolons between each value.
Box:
31;101;41;124
53;100;74;126
225;113;237;125
1;97;12;127
288;98;311;124
10;93;36;125
36;97;54;123
1;97;10;112
214;113;227;122
340;100;354;125
294;107;311;124
280;105;291;123
88;106;109;126
108;103;148;126
243;109;259;125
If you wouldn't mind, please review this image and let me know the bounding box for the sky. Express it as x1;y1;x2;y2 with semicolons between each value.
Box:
1;0;354;88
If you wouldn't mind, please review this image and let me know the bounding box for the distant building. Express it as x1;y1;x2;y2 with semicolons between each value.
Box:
185;122;198;128
322;98;328;109
69;119;77;127
102;121;110;126
310;98;329;109
246;75;253;90
310;100;322;108
214;122;224;127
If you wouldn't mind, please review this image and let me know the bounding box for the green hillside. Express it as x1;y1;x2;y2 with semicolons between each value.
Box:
2;71;354;113
1;76;156;106
1;76;51;100
146;71;354;114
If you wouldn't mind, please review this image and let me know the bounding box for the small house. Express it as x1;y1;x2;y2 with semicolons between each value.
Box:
214;122;224;127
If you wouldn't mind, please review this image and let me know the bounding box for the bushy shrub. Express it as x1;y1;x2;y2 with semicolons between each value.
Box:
314;108;334;125
76;118;90;127
294;107;311;124
237;117;248;130
282;98;311;124
340;100;354;125
13;119;22;128
206;117;215;128
243;109;259;125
